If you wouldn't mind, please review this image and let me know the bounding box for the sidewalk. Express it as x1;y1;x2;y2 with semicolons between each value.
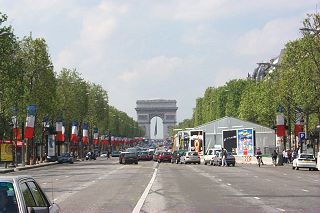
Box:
0;161;58;174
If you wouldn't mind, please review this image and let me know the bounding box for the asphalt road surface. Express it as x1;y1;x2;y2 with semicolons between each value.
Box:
11;158;320;213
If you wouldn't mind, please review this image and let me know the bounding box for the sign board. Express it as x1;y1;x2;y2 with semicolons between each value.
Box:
189;130;203;153
0;144;13;162
237;128;254;156
299;132;306;141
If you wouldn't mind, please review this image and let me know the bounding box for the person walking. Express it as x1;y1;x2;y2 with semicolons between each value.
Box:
221;148;227;167
272;150;278;166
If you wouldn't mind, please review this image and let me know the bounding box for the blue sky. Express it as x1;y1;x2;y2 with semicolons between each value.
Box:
1;0;319;138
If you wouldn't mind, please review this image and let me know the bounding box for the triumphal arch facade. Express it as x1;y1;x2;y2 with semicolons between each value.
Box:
135;99;178;139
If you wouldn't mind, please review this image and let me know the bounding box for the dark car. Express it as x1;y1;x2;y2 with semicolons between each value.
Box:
119;152;138;164
46;155;58;162
111;151;120;157
171;150;186;164
138;151;152;161
0;175;60;213
57;153;74;164
157;152;172;163
212;152;236;166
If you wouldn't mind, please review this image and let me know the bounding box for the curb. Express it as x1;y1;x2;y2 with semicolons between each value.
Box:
14;162;59;172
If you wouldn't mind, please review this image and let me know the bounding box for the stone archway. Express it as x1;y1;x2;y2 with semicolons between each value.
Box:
136;99;178;139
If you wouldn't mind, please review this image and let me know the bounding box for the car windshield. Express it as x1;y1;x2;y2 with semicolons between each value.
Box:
0;182;18;212
300;154;314;159
125;153;137;157
62;153;70;157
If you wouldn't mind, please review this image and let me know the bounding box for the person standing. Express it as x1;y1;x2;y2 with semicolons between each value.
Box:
221;148;227;167
272;150;278;166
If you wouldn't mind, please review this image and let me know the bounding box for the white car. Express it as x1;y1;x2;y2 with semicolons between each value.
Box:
180;151;201;164
292;153;317;171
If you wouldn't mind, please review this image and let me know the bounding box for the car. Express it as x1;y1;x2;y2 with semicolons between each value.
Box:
292;153;317;171
119;152;138;164
100;152;108;158
57;153;74;164
153;151;162;161
212;152;236;166
0;175;60;213
138;151;152;161
111;151;120;157
180;151;201;164
171;150;186;164
157;152;172;163
46;156;58;162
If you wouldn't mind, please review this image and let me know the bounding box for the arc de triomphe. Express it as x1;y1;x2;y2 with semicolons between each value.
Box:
135;99;178;140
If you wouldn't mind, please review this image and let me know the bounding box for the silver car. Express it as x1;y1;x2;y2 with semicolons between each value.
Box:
0;175;60;213
180;151;201;164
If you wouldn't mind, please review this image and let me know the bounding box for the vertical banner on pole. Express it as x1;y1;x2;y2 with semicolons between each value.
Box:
276;105;285;137
25;105;37;139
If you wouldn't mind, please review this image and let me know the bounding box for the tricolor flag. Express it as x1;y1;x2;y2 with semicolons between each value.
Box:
82;123;89;144
294;108;302;136
71;121;78;143
11;115;20;140
25;105;37;139
61;125;65;142
55;120;63;141
93;128;99;145
276;105;285;137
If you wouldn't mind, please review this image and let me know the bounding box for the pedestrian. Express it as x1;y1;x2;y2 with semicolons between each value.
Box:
272;150;278;166
282;150;288;163
221;148;227;167
287;149;292;163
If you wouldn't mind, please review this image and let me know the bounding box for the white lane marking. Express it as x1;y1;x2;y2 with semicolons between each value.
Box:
302;189;309;192
55;179;59;181
265;179;271;182
218;179;222;182
132;168;158;213
283;173;287;176
254;197;260;200
314;180;319;182
276;208;286;212
297;176;302;179
65;176;69;178
227;183;232;186
42;183;47;185
254;176;258;178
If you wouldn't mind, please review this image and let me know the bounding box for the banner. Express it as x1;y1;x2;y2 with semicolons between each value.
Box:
237;128;254;156
276;105;285;137
71;121;78;143
48;135;55;156
11;115;20;140
0;144;13;161
25;105;37;139
82;123;89;144
55;121;64;142
93;128;99;145
190;130;203;153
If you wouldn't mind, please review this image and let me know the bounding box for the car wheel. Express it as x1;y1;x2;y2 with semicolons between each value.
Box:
204;162;207;165
296;166;299;170
135;162;138;164
292;166;295;170
210;161;213;166
309;168;312;171
176;159;179;164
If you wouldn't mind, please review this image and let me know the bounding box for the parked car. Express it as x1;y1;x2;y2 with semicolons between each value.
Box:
0;175;60;213
111;151;120;157
171;150;186;164
46;155;58;162
57;153;74;164
85;152;96;160
157;152;172;163
203;148;222;165
212;152;236;166
119;152;138;164
292;153;317;171
180;151;201;164
100;152;108;158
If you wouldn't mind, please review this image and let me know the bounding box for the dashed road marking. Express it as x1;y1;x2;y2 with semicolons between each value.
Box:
227;183;232;186
65;176;69;178
254;197;260;200
276;208;286;212
283;173;287;176
265;179;271;182
314;180;319;182
302;189;309;192
42;182;47;185
218;179;222;182
55;179;59;181
254;176;258;178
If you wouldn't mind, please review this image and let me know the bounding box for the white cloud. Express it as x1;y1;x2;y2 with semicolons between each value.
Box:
234;16;301;58
118;56;183;83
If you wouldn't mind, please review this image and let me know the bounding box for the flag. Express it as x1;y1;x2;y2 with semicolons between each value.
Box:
276;105;285;137
154;118;157;137
55;120;63;141
93;128;99;145
61;125;65;142
25;105;37;139
294;108;302;136
11;115;20;140
82;123;89;144
71;121;78;143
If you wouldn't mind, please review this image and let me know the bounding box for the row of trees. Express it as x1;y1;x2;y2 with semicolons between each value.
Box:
0;12;144;142
176;13;320;140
